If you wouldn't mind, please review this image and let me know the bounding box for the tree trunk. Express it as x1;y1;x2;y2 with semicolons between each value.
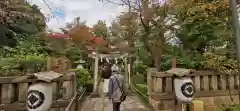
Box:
139;1;164;71
153;55;161;70
141;31;162;71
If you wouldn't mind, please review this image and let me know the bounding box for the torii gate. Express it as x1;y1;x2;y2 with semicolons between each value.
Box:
88;51;132;93
45;31;132;93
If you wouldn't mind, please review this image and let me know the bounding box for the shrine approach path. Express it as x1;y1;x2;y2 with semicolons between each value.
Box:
80;95;150;111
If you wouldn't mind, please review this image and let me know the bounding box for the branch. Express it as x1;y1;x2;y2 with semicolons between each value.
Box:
127;0;131;12
163;0;168;18
41;0;59;23
102;0;125;5
102;0;139;10
150;2;172;27
137;0;148;30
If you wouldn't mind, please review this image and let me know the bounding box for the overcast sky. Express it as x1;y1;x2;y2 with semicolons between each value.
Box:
27;0;126;31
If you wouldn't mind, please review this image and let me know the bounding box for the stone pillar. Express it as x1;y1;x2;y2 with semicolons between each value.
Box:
127;62;131;86
124;57;129;92
147;68;157;104
93;55;99;93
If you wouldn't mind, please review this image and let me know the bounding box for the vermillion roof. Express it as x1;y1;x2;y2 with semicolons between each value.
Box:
45;29;133;55
89;36;108;46
46;33;69;39
46;33;108;45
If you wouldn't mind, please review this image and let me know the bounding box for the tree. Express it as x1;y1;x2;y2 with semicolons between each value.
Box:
68;26;93;45
174;0;232;54
109;21;121;37
64;17;86;30
0;0;46;47
92;20;109;38
171;0;240;73
102;0;177;70
59;17;92;46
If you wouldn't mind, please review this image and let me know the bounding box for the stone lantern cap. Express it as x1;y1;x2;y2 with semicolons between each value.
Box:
166;68;191;77
12;71;63;83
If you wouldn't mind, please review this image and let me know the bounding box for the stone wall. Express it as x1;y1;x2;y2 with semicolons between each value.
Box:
0;73;76;111
196;95;239;111
147;68;240;111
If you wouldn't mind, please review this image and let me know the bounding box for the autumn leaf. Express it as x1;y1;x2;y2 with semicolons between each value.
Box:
68;26;93;44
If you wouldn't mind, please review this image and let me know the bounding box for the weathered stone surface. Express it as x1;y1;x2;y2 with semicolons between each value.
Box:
18;83;28;102
197;97;214;106
214;95;239;105
148;99;175;110
157;100;174;110
151;98;159;110
192;100;204;111
165;68;190;77
157;101;165;110
49;108;59;111
204;105;217;111
81;96;149;111
1;84;16;103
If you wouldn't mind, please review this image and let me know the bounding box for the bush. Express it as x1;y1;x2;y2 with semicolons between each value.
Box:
135;84;148;96
161;54;203;71
134;84;149;105
0;54;47;76
202;52;240;74
217;104;240;111
85;79;93;92
0;57;21;76
74;68;92;89
131;74;145;84
0;35;49;76
133;62;148;78
18;54;47;73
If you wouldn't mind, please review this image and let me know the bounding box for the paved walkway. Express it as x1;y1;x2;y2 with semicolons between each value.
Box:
81;95;149;111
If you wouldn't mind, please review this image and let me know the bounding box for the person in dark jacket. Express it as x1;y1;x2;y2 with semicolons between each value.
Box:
101;62;112;79
101;62;112;93
100;62;112;111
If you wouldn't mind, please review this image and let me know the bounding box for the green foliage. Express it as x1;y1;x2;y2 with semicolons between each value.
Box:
65;45;83;67
202;52;240;73
74;68;91;88
131;74;145;84
0;57;20;76
92;20;109;38
85;79;94;92
135;84;148;96
175;0;232;53
0;0;50;76
134;83;149;106
161;53;203;71
133;62;148;75
0;54;47;76
0;35;48;76
137;46;152;66
168;0;237;72
18;54;47;73
0;0;46;47
217;104;240;111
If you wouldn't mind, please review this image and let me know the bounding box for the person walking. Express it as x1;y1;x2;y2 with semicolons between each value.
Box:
102;63;112;93
108;64;126;111
100;62;112;111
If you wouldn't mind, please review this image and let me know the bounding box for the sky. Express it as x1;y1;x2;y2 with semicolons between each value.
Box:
27;0;126;31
